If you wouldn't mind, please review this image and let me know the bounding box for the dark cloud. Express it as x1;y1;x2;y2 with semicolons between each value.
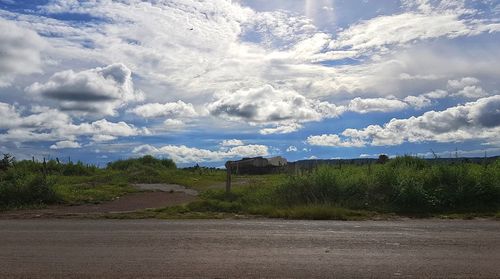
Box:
25;63;143;115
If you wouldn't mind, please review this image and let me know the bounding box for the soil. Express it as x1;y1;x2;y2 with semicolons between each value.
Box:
0;184;198;219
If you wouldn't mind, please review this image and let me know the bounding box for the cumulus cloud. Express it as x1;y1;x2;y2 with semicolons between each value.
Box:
221;139;244;147
50;140;81;149
403;95;432;109
348;97;408;113
130;101;198;118
26;63;143;115
208;85;344;134
0;103;144;144
308;95;500;147
1;0;499;158
286;145;298;152
259;122;303;135
0;19;45;87
90;135;117;142
306;134;366;147
163;119;186;130
132;143;269;163
447;77;480;90
447;77;488;98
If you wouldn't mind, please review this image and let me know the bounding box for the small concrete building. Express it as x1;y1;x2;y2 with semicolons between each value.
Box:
226;156;287;174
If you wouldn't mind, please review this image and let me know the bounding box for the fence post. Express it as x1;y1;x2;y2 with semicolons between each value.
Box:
225;161;232;194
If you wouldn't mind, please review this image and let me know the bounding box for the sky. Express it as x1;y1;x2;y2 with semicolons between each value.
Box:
0;0;499;167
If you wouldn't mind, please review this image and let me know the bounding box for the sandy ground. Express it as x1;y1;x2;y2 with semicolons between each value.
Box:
0;184;198;218
133;183;198;196
0;219;499;278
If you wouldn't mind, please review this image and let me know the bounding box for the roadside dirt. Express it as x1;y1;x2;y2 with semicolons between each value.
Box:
133;183;198;196
0;184;198;219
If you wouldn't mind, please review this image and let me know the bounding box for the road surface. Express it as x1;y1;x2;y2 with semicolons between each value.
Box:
0;219;499;278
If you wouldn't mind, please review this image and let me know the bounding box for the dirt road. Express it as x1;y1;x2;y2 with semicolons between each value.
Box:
1;219;499;278
0;184;198;218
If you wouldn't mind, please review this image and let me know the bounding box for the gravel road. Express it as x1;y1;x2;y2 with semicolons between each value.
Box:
0;219;499;278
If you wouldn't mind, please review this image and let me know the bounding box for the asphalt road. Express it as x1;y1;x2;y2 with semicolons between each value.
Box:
0;219;499;278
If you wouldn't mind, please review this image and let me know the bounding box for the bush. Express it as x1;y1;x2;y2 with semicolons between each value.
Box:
107;155;176;171
0;168;58;208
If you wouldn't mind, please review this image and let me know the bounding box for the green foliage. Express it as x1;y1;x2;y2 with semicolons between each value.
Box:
274;157;500;213
194;157;499;218
0;154;15;171
12;159;98;176
377;154;389;164
0;168;58;208
107;155;176;171
106;156;177;183
0;154;223;210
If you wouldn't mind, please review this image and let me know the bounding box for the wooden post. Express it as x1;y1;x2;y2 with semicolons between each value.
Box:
225;161;232;194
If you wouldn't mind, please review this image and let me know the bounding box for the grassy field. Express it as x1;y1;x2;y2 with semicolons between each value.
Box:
193;156;500;219
1;154;499;219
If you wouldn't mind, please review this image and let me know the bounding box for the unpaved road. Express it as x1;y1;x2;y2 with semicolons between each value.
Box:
134;183;199;196
1;219;499;278
0;184;198;218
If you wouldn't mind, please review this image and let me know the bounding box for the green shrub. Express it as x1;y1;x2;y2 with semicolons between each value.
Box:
107;155;176;171
0;168;58;208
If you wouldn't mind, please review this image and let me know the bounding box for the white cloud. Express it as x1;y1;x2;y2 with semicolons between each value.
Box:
248;10;317;49
208;85;344;133
50;140;81;149
308;95;500;147
132;143;269;163
455;86;488;98
424;89;449;99
447;77;480;90
446;77;489;98
0;103;144;144
348;97;408;113
221;139;244;147
286;145;298;152
163;119;186;130
90;135;117;142
403;95;432;109
26;63;143;115
0;0;499;158
328;2;498;59
130;101;198;118
0;18;45;87
71;119;142;138
259;122;303;135
306;134;366;147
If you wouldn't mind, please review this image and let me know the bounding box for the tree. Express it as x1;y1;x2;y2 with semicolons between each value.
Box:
377;154;389;164
0;153;15;171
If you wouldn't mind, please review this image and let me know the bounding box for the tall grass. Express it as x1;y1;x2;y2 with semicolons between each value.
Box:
275;156;500;213
196;156;499;217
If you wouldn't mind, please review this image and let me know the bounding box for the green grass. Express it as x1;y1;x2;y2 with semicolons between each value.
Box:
247;205;376;220
179;156;500;219
1;154;499;220
0;155;227;210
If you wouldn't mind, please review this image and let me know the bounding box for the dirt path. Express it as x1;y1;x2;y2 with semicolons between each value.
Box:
0;184;198;219
133;183;198;196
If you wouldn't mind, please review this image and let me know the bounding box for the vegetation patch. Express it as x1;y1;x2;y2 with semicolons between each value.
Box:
1;153;499;220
